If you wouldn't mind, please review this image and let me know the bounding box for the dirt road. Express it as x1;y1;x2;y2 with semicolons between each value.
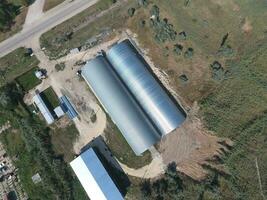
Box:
0;0;98;57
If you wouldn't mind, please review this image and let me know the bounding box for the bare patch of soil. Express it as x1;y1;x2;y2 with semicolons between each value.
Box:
159;102;233;180
242;18;253;34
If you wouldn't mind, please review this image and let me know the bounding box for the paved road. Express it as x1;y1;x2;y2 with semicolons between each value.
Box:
0;0;98;57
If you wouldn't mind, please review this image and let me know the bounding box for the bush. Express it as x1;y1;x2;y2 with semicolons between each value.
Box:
150;5;160;18
55;62;65;71
128;8;135;17
184;47;194;58
139;19;146;27
178;31;187;40
210;61;226;81
179;74;188;83
138;0;148;6
151;18;177;43
173;44;183;55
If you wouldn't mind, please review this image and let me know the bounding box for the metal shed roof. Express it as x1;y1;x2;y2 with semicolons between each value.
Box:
54;106;65;118
60;95;78;120
81;56;160;155
33;94;54;125
70;148;124;200
107;40;186;136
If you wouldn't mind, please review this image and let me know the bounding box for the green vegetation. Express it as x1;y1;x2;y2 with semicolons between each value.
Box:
0;1;19;31
105;116;152;169
0;83;88;200
0;47;39;87
200;42;267;199
55;62;65;71
40;0;134;59
139;163;183;199
149;5;177;43
127;1;267;199
43;0;65;12
50;123;79;162
0;0;32;42
15;67;41;91
40;86;60;109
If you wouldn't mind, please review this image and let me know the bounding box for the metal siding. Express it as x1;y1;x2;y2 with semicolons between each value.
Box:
70;148;124;200
106;40;186;135
81;56;160;155
33;94;54;124
59;96;78;119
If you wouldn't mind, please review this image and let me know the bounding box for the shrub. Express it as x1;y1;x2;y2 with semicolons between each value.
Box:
138;0;148;6
179;74;188;83
150;5;160;18
173;44;183;55
128;8;135;17
178;31;187;40
210;61;226;81
184;47;194;58
139;19;146;27
55;62;65;72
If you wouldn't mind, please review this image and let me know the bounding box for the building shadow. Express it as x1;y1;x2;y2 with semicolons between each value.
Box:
81;136;131;196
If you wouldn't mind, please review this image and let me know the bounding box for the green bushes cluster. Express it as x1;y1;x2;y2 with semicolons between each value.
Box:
149;6;177;43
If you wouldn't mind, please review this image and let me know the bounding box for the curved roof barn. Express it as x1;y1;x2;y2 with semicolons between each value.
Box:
81;56;160;155
107;40;186;136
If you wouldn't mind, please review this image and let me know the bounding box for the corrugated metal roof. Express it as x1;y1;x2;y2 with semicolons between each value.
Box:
33;94;54;125
60;95;78;120
107;40;186;136
81;56;160;155
70;148;124;200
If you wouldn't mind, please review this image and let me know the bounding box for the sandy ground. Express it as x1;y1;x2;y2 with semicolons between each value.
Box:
24;37;107;154
23;0;45;28
159;103;233;180
117;147;165;179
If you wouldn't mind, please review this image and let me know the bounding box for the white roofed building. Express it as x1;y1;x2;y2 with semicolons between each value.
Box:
70;148;124;200
33;94;54;125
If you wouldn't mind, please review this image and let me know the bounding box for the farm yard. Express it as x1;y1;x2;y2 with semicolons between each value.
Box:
0;0;266;199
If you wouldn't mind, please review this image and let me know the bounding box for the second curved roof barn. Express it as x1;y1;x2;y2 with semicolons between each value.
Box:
107;40;186;136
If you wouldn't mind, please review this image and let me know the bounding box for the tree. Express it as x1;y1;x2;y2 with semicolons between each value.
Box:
141;180;152;198
0;1;19;31
0;83;22;110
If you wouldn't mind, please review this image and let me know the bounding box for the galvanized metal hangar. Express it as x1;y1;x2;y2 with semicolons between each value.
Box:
81;40;186;155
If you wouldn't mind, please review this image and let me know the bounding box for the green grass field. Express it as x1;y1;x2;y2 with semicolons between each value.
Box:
200;40;267;199
15;67;41;91
0;47;40;87
105;116;152;169
50;122;79;162
40;86;60;109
